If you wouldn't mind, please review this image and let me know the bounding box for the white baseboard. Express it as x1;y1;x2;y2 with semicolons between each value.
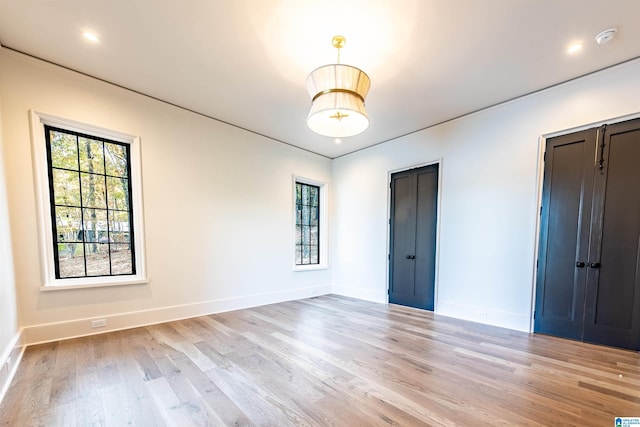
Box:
22;285;332;346
436;300;531;332
333;286;388;304
332;288;531;332
0;329;25;406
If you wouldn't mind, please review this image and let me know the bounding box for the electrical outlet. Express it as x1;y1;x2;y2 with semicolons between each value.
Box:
476;310;488;318
91;318;107;328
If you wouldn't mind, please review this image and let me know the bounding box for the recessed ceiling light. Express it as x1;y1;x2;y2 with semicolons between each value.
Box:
82;32;99;43
567;43;583;54
334;138;342;145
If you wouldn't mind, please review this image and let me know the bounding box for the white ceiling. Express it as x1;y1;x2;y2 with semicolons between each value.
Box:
1;0;639;158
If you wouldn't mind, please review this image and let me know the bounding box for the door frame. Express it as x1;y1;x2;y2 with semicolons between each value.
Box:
530;111;640;333
386;159;443;311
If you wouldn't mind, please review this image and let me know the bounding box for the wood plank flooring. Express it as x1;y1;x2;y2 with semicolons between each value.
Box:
1;295;639;426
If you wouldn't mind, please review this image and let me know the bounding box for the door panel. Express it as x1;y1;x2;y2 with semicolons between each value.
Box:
414;168;438;309
390;174;416;302
583;121;640;349
534;130;595;339
389;164;438;310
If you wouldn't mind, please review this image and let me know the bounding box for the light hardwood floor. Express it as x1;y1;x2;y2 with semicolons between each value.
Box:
1;295;639;426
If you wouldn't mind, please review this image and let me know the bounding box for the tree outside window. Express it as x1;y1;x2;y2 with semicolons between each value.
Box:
295;182;320;265
46;126;136;278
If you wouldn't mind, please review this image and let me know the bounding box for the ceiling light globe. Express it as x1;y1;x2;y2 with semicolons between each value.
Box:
307;94;370;138
307;108;369;138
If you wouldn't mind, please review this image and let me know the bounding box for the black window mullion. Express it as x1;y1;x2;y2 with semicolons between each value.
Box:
75;134;88;277
45;127;62;278
125;144;136;274
316;189;320;264
101;141;112;276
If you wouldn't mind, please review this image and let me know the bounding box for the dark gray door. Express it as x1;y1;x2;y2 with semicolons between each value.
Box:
535;118;640;351
389;164;438;310
583;120;640;349
534;129;596;340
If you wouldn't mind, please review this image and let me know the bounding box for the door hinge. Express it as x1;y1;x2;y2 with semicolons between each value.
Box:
388;253;390;260
597;124;607;171
536;259;539;268
540;206;543;216
543;151;546;161
533;310;536;319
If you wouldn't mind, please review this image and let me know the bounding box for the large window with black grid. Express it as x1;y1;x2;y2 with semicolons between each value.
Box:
45;125;136;279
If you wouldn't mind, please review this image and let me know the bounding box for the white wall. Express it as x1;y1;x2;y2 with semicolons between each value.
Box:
0;50;332;344
3;46;640;349
332;58;640;331
0;93;21;401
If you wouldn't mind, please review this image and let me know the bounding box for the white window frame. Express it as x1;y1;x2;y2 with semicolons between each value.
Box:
30;110;147;290
293;175;328;271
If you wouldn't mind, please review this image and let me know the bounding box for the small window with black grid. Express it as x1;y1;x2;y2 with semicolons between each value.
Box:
295;182;320;265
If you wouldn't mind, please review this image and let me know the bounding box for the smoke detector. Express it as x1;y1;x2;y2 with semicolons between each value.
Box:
595;28;617;45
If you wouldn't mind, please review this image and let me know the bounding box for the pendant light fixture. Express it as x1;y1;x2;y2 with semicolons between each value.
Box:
305;35;371;138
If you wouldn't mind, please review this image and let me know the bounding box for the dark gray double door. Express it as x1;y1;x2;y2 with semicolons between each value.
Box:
389;164;438;310
535;118;640;351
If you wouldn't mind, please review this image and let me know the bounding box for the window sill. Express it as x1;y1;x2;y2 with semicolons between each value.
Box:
40;277;148;291
293;264;329;272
